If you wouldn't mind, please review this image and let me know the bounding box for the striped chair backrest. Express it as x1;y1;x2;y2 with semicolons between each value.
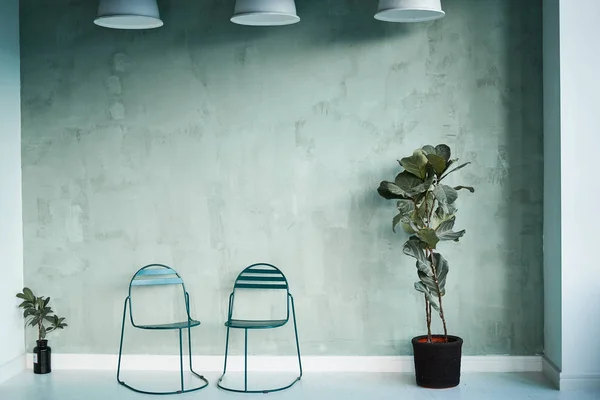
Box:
127;264;189;326
130;264;184;289
234;263;289;291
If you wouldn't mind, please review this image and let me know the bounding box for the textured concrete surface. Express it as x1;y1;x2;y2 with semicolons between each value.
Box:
20;0;543;356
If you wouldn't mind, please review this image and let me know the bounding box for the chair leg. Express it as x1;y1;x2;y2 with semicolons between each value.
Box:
290;295;303;378
187;325;208;384
221;326;230;375
244;328;249;392
116;298;128;383
179;328;184;392
187;325;194;372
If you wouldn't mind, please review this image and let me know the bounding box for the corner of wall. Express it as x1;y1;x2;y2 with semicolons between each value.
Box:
0;354;25;385
542;355;561;390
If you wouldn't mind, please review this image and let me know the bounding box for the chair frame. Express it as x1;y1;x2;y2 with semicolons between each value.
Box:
217;263;303;394
116;264;209;395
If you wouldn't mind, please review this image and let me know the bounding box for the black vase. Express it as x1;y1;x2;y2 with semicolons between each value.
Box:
412;335;463;389
33;339;51;374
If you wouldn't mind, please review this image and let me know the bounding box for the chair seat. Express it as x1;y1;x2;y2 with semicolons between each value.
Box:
225;319;288;329
136;320;201;330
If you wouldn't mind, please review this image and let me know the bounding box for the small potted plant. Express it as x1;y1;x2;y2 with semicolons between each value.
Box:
376;144;473;388
16;287;67;374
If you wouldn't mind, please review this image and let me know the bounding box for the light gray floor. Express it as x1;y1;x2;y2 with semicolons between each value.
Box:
0;370;598;400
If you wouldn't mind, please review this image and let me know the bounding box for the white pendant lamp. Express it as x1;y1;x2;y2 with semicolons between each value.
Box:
375;0;445;23
231;0;300;26
94;0;163;29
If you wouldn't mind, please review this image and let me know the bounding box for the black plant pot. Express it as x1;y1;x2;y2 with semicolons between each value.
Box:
33;339;51;374
412;335;463;389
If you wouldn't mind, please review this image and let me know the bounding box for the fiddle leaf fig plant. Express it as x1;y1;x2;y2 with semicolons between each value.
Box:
16;287;67;341
377;144;473;343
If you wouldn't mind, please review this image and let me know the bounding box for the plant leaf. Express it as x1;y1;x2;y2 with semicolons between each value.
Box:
400;149;429;180
18;300;33;309
44;297;50;307
436;217;466;242
23;288;35;302
433;184;458;214
440;162;471;181
454;185;475;193
435;144;451;162
426;154;447;175
40;325;46;340
403;238;433;277
414;281;440;312
416;228;439;249
421;145;436;155
16;293;28;300
432;252;450;294
377;181;409;200
397;199;415;216
394;171;434;198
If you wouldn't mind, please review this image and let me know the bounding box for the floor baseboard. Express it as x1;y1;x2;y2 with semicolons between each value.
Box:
541;355;600;390
25;354;542;373
542;355;560;389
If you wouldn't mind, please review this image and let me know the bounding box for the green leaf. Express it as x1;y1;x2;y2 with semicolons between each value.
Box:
392;214;402;233
18;300;33;309
394;171;434;198
416;228;439;249
397;199;415;215
426;154;447;175
436;217;466;242
377;181;409;200
414;281;440;312
400;222;417;235
417;191;435;220
24;309;35;318
392;199;416;232
29;316;40;327
16;293;28;300
432;252;450;294
433;184;458;214
43;297;50;307
440;162;471;181
23;288;35;302
435;144;451;162
403;238;433;277
421;145;436;155
400;149;429;180
454;185;475;193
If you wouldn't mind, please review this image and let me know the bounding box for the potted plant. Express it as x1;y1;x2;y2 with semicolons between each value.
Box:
376;144;473;388
16;287;67;374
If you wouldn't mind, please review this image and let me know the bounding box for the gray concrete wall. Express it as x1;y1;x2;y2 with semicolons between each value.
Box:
20;0;543;356
542;0;561;371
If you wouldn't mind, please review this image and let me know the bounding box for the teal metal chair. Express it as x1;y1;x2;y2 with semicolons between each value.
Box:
117;264;209;395
217;263;302;394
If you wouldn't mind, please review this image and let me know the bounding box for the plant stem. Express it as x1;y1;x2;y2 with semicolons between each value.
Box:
428;248;448;341
425;295;432;342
